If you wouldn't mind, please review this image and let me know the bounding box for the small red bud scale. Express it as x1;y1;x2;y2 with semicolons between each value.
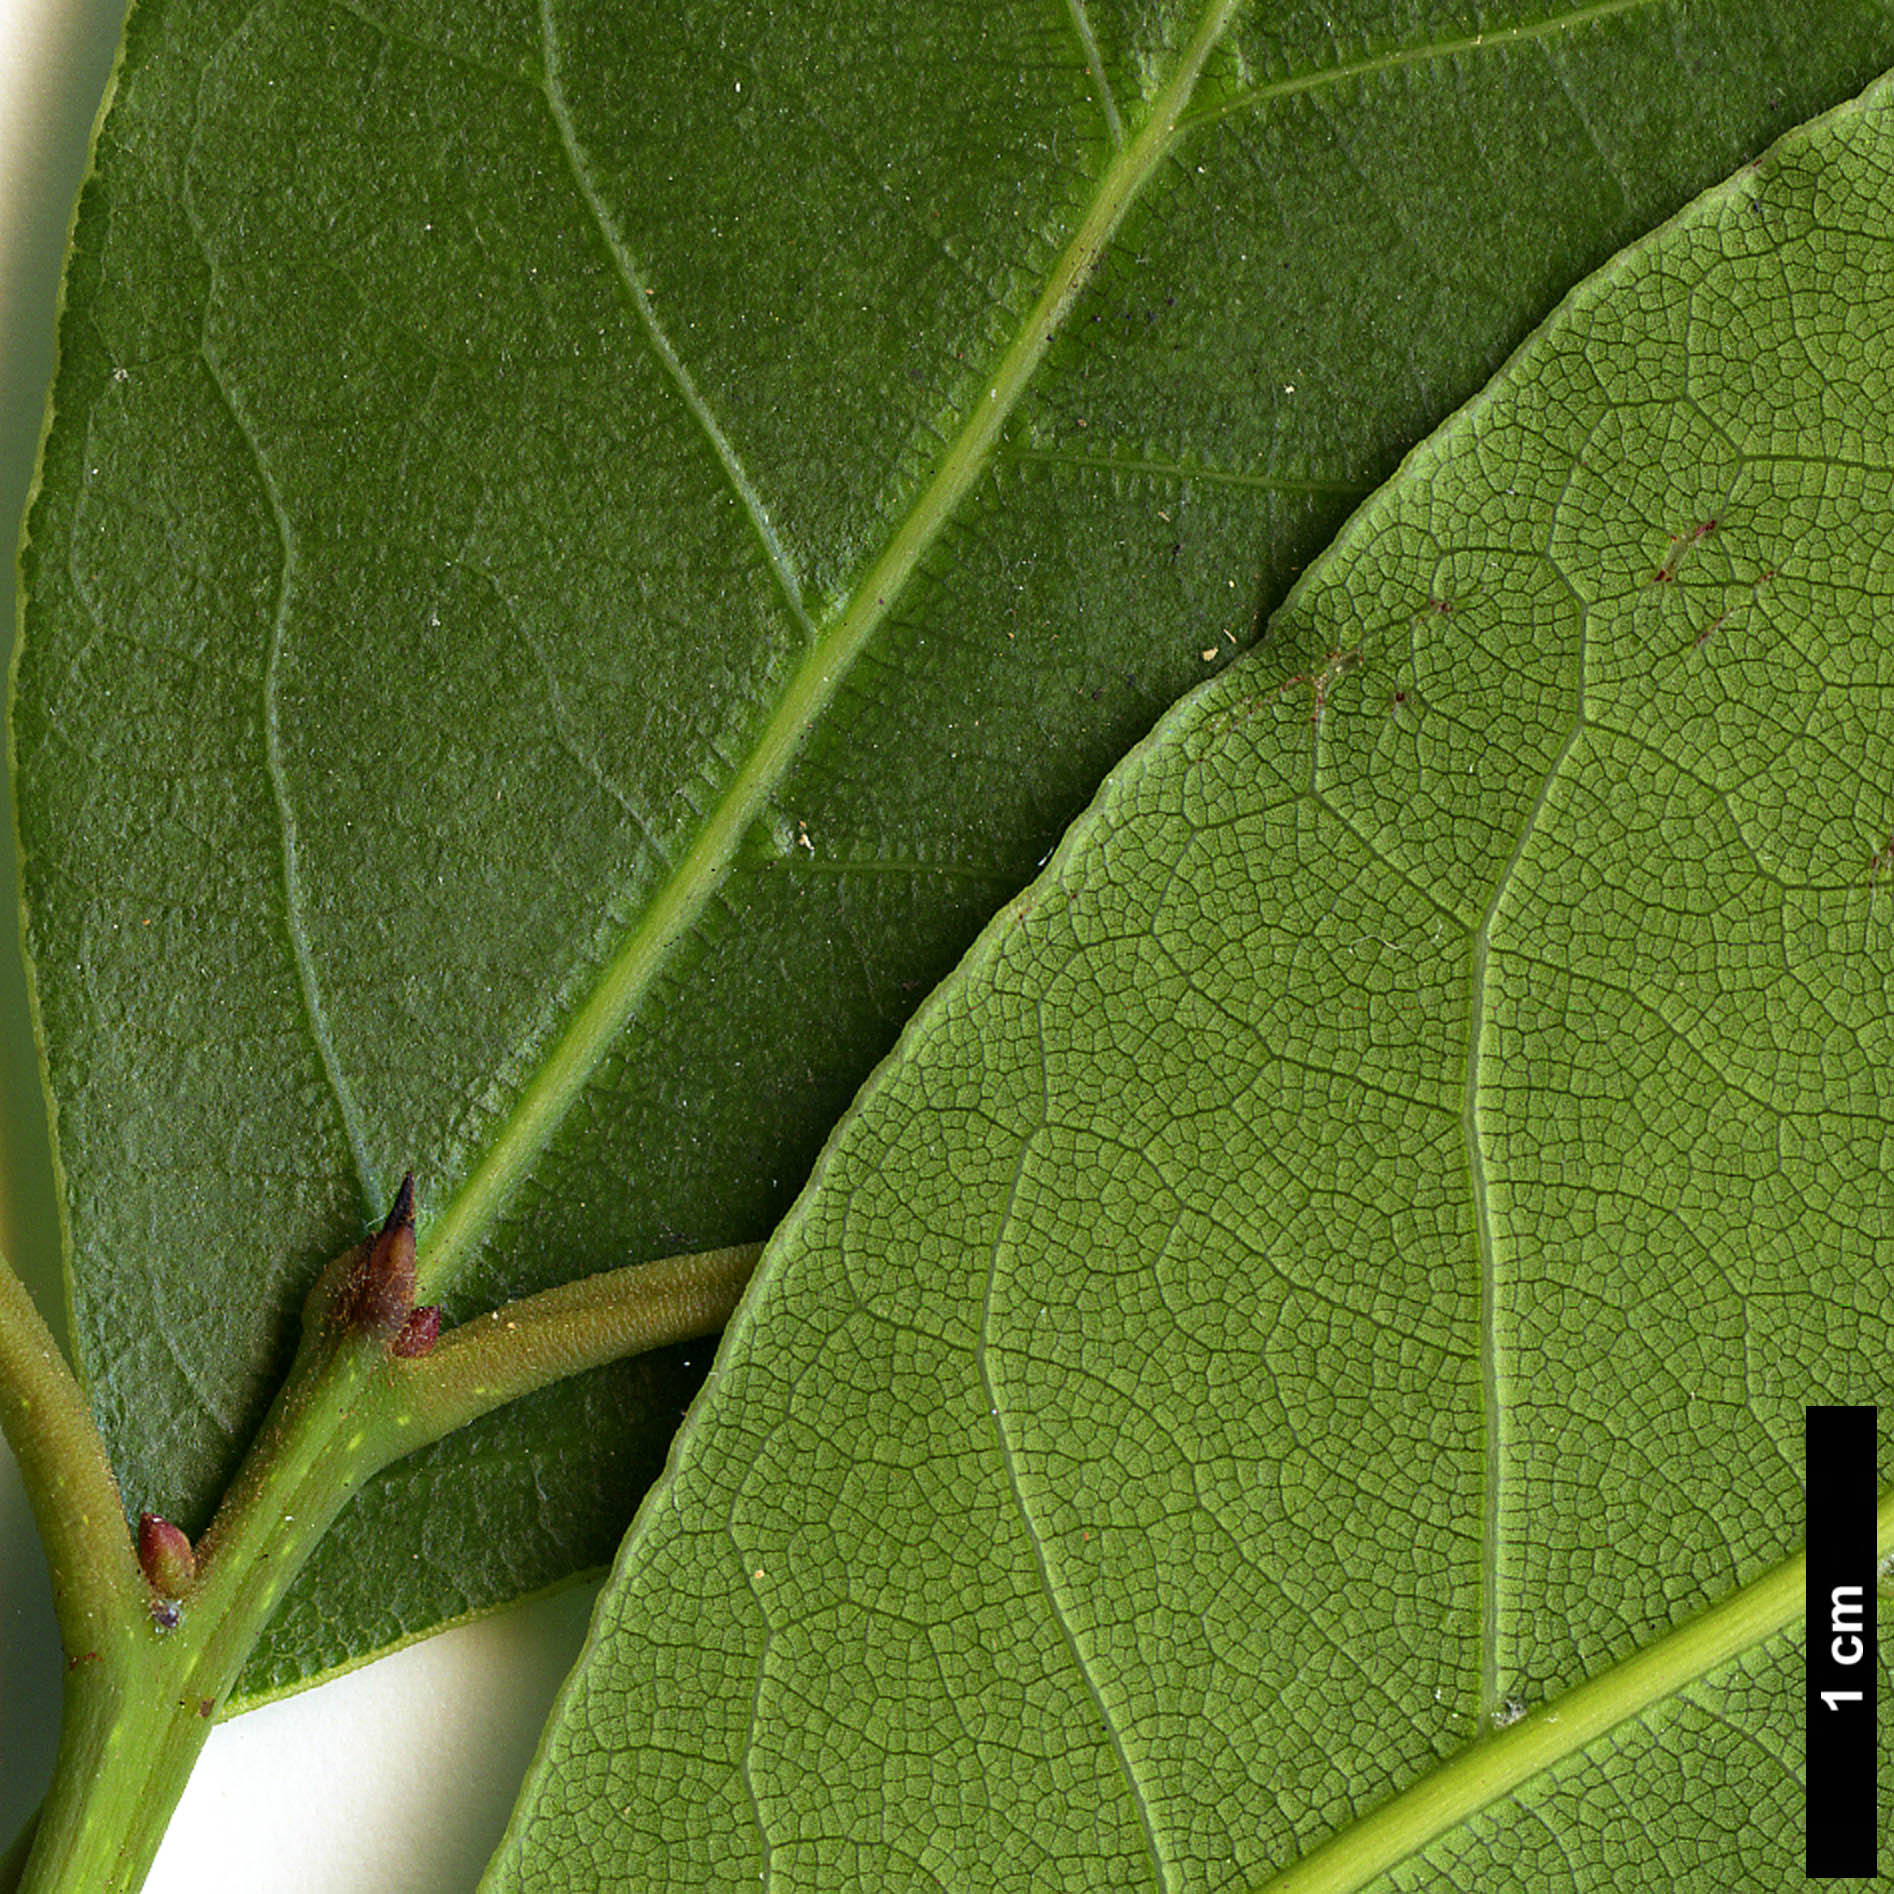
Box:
137;1512;196;1629
391;1304;443;1359
341;1172;419;1340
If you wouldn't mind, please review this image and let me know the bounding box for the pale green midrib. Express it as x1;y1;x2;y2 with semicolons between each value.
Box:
1180;0;1663;133
1461;712;1587;1717
1003;443;1370;496
1248;1493;1894;1894
417;0;1247;1292
537;0;813;640
196;338;376;1207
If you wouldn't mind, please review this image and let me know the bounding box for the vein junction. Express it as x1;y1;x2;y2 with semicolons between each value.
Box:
419;0;1248;1292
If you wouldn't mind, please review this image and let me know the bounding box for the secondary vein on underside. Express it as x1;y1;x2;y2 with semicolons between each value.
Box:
199;342;377;1208
1463;711;1586;1717
419;0;1246;1292
1003;444;1369;496
1062;0;1127;149
978;1123;1170;1891
176;68;376;1208
1179;0;1663;133
538;0;814;639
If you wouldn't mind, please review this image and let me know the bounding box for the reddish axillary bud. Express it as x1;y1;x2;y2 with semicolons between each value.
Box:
390;1304;443;1359
137;1511;196;1599
344;1172;419;1339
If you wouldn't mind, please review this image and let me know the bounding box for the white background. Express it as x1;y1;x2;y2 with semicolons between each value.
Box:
0;3;602;1886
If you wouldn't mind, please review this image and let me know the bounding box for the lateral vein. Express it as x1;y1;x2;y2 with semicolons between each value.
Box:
1180;0;1663;134
538;0;815;640
199;340;377;1209
1063;0;1128;149
421;0;1247;1292
1463;711;1586;1715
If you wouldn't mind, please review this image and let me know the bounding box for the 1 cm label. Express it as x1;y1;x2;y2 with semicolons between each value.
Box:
1819;1583;1867;1710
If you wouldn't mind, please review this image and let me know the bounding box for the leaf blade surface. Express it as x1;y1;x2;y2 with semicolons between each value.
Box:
13;0;1894;1696
485;74;1894;1890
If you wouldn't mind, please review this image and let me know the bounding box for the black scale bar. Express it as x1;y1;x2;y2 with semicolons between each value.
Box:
1808;1404;1877;1878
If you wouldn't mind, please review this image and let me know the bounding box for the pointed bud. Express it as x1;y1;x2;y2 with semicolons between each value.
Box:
137;1512;196;1598
344;1172;418;1339
390;1304;443;1359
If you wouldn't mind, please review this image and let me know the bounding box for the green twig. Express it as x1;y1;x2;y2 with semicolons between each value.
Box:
391;1241;760;1450
0;1251;142;1652
11;1231;761;1894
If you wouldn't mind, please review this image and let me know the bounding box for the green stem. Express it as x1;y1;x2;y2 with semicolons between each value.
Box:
0;1251;171;1892
21;1648;201;1894
0;1252;142;1654
394;1242;759;1449
13;1237;759;1894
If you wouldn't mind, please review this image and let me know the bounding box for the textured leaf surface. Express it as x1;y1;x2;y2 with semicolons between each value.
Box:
14;0;1894;1698
486;78;1894;1892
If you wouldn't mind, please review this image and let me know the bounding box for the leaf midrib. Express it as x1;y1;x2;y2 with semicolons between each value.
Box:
413;0;1666;1296
1247;1500;1869;1894
415;0;1245;1293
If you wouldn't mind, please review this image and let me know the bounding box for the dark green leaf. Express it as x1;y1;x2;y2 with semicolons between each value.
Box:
14;0;1893;1698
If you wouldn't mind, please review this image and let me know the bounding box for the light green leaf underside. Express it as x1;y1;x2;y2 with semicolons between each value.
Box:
487;76;1894;1891
15;0;1894;1697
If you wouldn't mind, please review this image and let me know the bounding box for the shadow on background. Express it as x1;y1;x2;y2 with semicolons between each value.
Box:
0;0;134;1854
